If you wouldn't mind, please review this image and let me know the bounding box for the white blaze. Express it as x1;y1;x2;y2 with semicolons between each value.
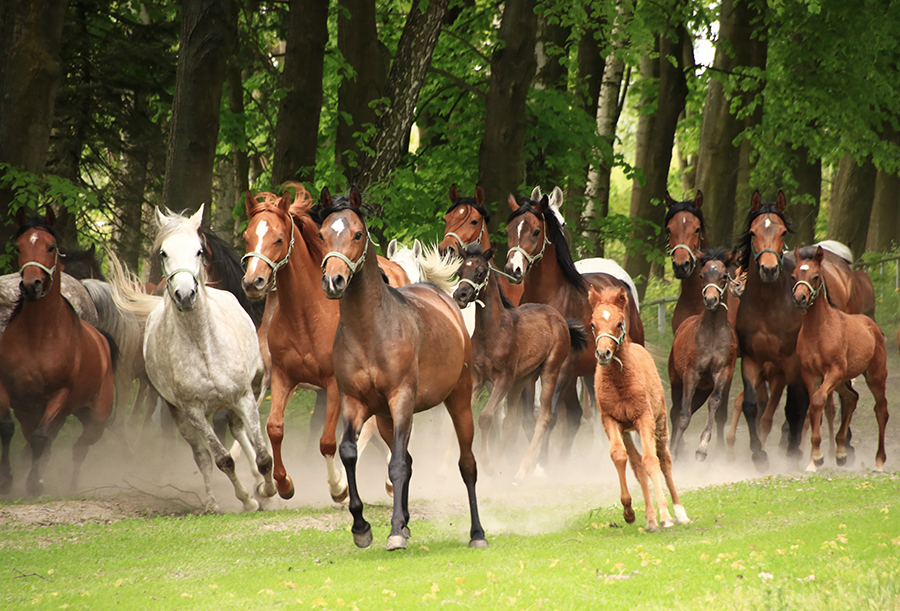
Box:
764;218;772;228
253;220;269;251
331;218;346;235
800;264;809;271
602;310;610;320
29;233;38;245
508;251;526;273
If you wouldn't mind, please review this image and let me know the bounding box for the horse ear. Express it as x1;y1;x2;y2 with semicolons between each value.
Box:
535;194;550;213
507;194;520;212
793;247;801;264
189;205;204;232
775;190;786;213
154;206;168;228
14;208;27;227
588;285;601;309
320;186;333;208
278;191;291;213
348;186;363;210
814;245;825;263
530;186;542;202
88;243;96;256
483;247;493;261
550;186;564;210
664;192;675;207
750;190;762;212
387;238;398;258
448;184;459;203
45;208;56;228
694;190;703;210
245;191;259;217
474;185;485;206
615;286;629;310
413;239;422;258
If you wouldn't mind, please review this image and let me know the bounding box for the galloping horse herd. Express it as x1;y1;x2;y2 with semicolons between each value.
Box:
0;184;890;551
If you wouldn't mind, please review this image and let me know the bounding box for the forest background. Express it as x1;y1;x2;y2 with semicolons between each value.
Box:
1;0;899;300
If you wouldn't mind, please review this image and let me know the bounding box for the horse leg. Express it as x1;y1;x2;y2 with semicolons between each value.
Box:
499;379;527;462
739;360;768;470
726;390;743;460
443;371;487;549
560;381;582;461
670;374;695;461
520;383;537;445
164;403;218;512
514;373;559;484
319;379;348;504
383;390;416;552
266;369;297;499
833;380;859;468
71;387;113;492
306;389;328;450
863;344;889;472
0;409;13;494
339;400;372;548
698;374;732;461
635;413;672;531
783;374;810;462
357;415;393;498
654;410;688;525
212;409;228;446
228;395;276;500
26;389;70;496
477;377;513;474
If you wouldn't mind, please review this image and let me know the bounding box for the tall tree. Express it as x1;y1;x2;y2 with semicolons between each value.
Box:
161;0;234;217
867;166;900;252
786;146;821;248
827;154;877;259
623;14;690;300
271;0;329;185
479;0;539;246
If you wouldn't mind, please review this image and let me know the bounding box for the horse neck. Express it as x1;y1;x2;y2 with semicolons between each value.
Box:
521;243;566;303
271;223;332;317
16;269;70;326
679;265;704;308
799;287;837;333
338;241;391;325
697;300;730;331
473;272;507;335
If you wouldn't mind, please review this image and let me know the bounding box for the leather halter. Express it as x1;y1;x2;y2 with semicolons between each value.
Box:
241;226;295;292
792;276;826;311
507;217;551;270
595;323;627;369
18;245;60;296
669;244;698;275
445;213;486;253
702;281;729;310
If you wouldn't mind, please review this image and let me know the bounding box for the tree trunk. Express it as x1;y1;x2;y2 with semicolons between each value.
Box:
336;0;388;178
478;0;539;253
212;63;248;247
623;25;689;300
0;0;67;265
161;0;233;218
271;0;328;186
827;154;877;259
867;167;900;252
675;110;695;194
694;0;766;246
786;147;821;248
353;0;450;192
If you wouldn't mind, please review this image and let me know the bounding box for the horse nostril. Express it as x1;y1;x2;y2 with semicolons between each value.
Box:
333;275;346;291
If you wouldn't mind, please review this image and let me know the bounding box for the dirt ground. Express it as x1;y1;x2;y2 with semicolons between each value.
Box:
2;328;899;534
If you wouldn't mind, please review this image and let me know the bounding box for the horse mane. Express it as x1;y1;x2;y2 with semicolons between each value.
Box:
254;184;325;266
506;199;586;293
60;245;104;280
14;216;59;242
322;194;367;222
446;196;491;224
699;247;730;267
153;208;209;286
664;197;705;232
417;244;458;293
735;202;795;271
201;227;265;326
462;244;514;309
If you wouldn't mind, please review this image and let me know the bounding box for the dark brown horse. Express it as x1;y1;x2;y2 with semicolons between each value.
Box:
792;246;888;472
664;191;709;332
0;210;117;496
504;192;644;459
439;184;524;306
452;245;586;481
320;187;486;551
668;249;739;461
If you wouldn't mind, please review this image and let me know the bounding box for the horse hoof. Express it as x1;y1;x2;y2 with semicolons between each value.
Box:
623;508;635;525
277;476;295;500
674;505;690;525
257;481;277;499
695;450;707;462
751;450;769;472
805;462;817;473
331;487;350;505
353;526;373;549
836;454;847;467
402;526;411;539
644;523;660;533
469;539;489;549
661;519;674;529
242;498;260;513
813;456;825;468
386;535;408;551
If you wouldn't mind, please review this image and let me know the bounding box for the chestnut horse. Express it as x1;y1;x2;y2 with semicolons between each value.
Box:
320;187;486;551
669;249;739;461
504;191;644;458
0;210;117;496
792;246;888;472
452;245;587;481
590;286;688;531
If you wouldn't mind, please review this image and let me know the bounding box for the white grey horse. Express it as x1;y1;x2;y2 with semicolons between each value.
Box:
107;206;276;512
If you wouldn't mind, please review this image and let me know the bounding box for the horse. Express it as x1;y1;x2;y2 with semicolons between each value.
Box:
663;191;710;332
589;285;689;531
320;186;486;551
60;243;104;280
386;238;457;293
107;206;276;512
0;209;117;497
504;190;644;462
791;246;888;472
668;249;739;461
452;245;587;481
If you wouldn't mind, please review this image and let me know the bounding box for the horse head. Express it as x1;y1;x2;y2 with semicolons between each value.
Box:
15;208;60;301
241;190;295;299
504;193;550;283
452;245;493;309
320;186;370;299
747;190;789;283
791;245;826;311
698;248;733;311
664;191;705;279
440;184;489;259
588;285;629;368
155;205;206;312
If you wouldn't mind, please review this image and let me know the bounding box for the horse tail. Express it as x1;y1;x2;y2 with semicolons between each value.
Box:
104;250;163;322
565;318;588;353
418;244;458;294
97;328;120;372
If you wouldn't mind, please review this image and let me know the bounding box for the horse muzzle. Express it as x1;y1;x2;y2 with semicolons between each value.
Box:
595;349;613;367
322;273;347;299
171;288;197;312
19;278;45;301
703;295;720;311
241;274;269;301
792;292;809;311
757;262;780;283
452;286;473;309
672;259;693;279
504;257;525;284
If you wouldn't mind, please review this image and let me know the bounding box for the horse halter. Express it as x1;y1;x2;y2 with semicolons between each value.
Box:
595;323;627;369
445;214;486;253
669;244;698;275
321;232;371;284
793;276;826;310
507;217;551;269
18;245;60;294
702;281;729;310
241;228;295;292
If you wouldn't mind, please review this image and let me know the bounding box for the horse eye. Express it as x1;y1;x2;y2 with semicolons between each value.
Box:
48;245;56;252
354;231;363;240
749;231;756;238
665;227;671;235
317;232;323;241
275;237;283;245
471;220;478;225
532;229;540;237
160;251;167;259
781;231;787;238
196;249;203;257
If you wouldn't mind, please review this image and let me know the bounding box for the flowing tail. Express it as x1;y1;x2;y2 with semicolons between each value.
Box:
566;318;589;353
104;250;163;322
418;243;459;294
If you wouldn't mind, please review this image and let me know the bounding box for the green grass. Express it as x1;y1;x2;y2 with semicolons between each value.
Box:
3;472;899;610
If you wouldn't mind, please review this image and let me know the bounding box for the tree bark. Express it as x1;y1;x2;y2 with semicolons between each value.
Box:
353;0;450;191
694;0;766;246
212;63;248;247
161;0;233;219
479;0;539;252
336;0;388;178
623;24;690;300
786;146;820;248
271;0;328;186
867;167;900;252
827;154;877;259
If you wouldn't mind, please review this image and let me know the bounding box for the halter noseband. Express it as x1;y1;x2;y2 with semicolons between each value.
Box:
18;247;60;295
792;276;826;311
595;323;627;369
507;216;551;270
445;214;486;253
241;227;295;292
702;281;729;310
669;244;698;275
321;232;371;283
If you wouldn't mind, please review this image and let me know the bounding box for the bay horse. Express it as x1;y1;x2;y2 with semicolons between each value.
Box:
792;246;888;472
668;249;739;461
0;210;117;496
452;245;587;481
320;186;486;551
664;191;710;332
590;285;689;531
504;190;644;460
107;206;276;512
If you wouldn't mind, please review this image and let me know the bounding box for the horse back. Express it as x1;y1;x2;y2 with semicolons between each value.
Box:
584;273;645;346
377;255;411;288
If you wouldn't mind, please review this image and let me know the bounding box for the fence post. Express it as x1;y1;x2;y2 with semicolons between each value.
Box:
658;302;665;336
895;261;898;291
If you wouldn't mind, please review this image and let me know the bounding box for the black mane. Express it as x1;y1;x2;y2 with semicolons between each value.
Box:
506;199;586;293
735;203;794;271
14;216;58;242
446;196;491;224
321;194;367;223
202;227;266;327
699;246;730;266
664;197;705;232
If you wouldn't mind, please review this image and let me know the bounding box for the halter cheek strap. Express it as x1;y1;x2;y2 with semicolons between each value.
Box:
702;282;729;310
445;216;486;252
241;231;295;292
321;234;371;283
507;219;551;270
18;248;60;294
595;324;627;369
669;244;697;275
752;245;784;270
792;278;826;310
